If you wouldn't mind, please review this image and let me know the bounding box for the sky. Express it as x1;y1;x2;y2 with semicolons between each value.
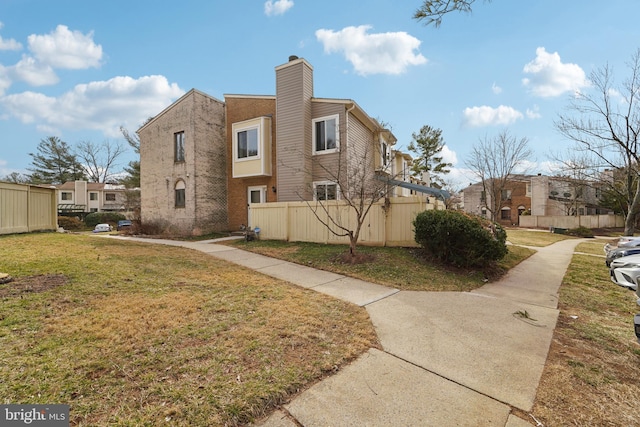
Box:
1;0;639;188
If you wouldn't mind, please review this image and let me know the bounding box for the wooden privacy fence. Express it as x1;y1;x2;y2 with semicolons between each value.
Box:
0;182;58;235
519;214;624;230
249;196;443;247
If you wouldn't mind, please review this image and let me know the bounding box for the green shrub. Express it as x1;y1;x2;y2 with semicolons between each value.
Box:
84;212;126;228
567;226;594;238
57;216;84;231
413;209;508;268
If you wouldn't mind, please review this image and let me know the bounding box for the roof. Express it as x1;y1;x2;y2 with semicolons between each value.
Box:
376;176;450;200
137;88;225;134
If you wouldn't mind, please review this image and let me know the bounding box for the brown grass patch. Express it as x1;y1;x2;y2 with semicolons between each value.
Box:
0;274;67;298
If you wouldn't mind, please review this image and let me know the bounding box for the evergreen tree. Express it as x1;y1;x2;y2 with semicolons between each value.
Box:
28;136;86;184
407;125;452;187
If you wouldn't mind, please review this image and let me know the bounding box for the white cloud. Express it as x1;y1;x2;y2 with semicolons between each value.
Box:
264;0;294;16
491;82;502;94
0;22;22;51
13;55;59;86
315;25;427;75
526;105;541;119
462;105;523;127
0;75;184;136
28;25;102;70
522;47;589;97
441;144;458;165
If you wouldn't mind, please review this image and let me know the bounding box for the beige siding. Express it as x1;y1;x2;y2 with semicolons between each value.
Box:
248;196;442;247
276;58;313;201
0;183;57;234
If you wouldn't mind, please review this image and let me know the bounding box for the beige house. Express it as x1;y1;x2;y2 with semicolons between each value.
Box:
139;57;435;235
55;180;128;214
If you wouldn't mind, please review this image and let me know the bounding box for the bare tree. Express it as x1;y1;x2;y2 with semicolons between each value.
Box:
414;0;491;27
1;172;30;184
288;122;403;259
555;49;640;235
76;140;126;183
465;130;533;222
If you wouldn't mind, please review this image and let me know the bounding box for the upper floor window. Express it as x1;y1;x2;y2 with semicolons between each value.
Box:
175;180;186;208
174;131;185;162
105;193;116;201
312;115;339;154
89;192;98;201
61;192;72;201
313;181;338;201
236;127;259;159
501;189;512;200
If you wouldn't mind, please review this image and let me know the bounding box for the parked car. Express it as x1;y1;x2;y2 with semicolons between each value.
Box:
93;223;112;233
617;236;640;248
605;246;640;267
609;254;640;290
117;220;132;231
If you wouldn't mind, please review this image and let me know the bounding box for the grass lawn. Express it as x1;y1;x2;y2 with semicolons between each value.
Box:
0;233;377;426
3;229;635;425
532;239;640;425
226;239;535;292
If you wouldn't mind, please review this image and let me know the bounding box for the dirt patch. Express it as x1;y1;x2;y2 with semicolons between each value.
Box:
0;274;67;298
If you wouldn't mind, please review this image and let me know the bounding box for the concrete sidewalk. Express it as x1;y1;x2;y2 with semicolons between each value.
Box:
108;235;585;426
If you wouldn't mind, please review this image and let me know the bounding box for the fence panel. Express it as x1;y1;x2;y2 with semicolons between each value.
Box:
0;183;57;235
250;196;442;247
519;214;624;230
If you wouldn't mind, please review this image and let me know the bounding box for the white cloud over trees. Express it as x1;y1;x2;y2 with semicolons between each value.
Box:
0;75;184;136
522;47;589;97
462;105;523;127
315;25;427;75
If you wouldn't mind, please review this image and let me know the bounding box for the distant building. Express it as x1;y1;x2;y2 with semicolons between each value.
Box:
462;174;612;226
55;180;129;214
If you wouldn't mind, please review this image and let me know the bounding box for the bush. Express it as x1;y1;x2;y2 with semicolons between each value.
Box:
413;209;508;268
566;226;594;238
57;216;84;231
84;212;126;228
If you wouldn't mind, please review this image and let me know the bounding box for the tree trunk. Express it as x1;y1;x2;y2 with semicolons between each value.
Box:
625;179;640;235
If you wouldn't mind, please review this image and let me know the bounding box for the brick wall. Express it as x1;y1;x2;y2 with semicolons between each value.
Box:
225;96;277;231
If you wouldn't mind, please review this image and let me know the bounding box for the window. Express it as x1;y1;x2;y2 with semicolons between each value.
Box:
175;180;185;208
89;192;98;201
379;141;390;169
105;193;116;201
313;115;339;154
480;191;486;202
90;208;98;212
501;207;511;220
313;182;338;201
526;183;532;197
237;128;259;159
61;192;72;201
174;131;185;162
501;189;512;200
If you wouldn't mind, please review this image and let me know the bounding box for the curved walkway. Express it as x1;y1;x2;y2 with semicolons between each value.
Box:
108;236;585;426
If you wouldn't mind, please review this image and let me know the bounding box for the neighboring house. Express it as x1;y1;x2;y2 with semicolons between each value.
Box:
462;174;611;225
55;180;128;214
139;56;431;235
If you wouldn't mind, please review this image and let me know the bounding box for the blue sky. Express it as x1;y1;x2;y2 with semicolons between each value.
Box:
1;0;638;188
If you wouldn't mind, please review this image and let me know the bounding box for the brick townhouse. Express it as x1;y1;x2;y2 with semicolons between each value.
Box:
139;56;415;235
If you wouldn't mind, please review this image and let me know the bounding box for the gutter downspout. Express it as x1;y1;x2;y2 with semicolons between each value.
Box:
344;103;356;199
